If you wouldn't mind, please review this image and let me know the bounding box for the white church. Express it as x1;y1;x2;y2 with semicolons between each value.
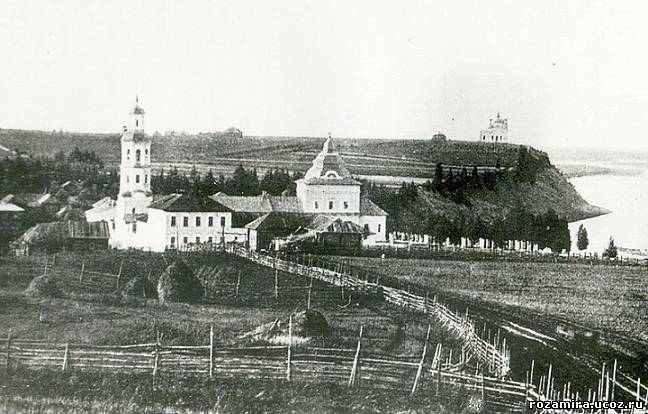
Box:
86;99;387;252
479;112;509;143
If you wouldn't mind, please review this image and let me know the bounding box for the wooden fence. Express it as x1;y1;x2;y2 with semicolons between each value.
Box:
226;245;511;379
0;326;529;413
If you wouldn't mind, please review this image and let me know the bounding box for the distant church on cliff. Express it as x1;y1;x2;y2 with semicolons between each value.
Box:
479;113;509;143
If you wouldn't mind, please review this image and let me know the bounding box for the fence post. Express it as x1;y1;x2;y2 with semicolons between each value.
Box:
209;325;214;378
62;343;69;371
116;260;123;290
235;271;241;297
348;326;363;387
274;268;279;299
286;315;292;381
79;261;85;284
5;330;11;369
307;277;313;310
611;359;617;400
411;324;431;395
153;331;160;387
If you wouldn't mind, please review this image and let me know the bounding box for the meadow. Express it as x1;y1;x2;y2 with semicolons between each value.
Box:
0;250;477;414
341;256;648;344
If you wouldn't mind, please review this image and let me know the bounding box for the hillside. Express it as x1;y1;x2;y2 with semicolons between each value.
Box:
462;166;608;222
0;128;606;223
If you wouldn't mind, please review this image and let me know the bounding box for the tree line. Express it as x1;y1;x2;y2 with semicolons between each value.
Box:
152;165;303;197
365;181;571;253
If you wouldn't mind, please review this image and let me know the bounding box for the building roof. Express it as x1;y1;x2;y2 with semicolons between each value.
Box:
301;136;360;186
307;216;366;233
149;193;233;213
359;198;388;216
245;212;314;231
14;220;109;246
212;192;304;214
121;130;150;143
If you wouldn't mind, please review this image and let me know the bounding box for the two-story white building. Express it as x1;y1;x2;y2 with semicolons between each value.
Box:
87;101;387;252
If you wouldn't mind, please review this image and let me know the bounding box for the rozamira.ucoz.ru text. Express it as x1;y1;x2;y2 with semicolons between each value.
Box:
528;400;645;411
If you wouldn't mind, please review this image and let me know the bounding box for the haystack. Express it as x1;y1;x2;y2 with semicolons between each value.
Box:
157;260;203;304
239;310;331;345
25;273;64;298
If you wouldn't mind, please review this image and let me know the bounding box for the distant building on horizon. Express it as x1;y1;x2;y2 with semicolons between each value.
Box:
479;113;509;143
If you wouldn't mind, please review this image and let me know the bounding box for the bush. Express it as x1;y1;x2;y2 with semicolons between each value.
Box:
157;260;203;304
24;273;64;298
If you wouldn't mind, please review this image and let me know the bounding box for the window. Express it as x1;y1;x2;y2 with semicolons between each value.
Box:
183;216;189;227
208;216;214;227
170;236;176;246
126;175;130;183
196;216;201;227
343;201;348;209
136;119;139;127
136;149;141;162
183;236;188;244
314;201;319;209
144;175;148;184
329;201;333;210
378;224;381;232
220;216;226;227
364;224;370;232
145;148;148;155
126;149;130;160
196;236;201;244
132;208;136;214
135;175;140;183
132;223;137;233
170;216;176;227
208;236;213;243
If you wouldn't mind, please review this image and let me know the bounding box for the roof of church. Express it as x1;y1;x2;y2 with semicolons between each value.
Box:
211;192;386;217
359;198;388;216
301;136;360;185
211;192;303;213
131;105;145;115
149;193;232;213
121;130;150;143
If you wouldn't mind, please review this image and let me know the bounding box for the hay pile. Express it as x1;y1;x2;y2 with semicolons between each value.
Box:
157;260;203;304
25;273;64;298
239;310;331;346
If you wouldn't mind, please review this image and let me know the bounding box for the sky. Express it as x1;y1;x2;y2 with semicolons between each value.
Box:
0;0;647;150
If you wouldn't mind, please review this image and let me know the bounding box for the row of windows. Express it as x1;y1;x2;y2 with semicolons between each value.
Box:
363;223;382;233
125;174;148;184
170;216;226;228
170;236;222;246
314;200;349;210
482;134;504;141
126;148;149;162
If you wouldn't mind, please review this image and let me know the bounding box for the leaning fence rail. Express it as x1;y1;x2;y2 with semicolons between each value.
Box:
226;245;511;378
0;332;528;412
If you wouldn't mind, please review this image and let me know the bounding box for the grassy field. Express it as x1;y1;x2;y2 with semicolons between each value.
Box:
0;251;478;413
341;256;648;343
0;367;482;414
0;129;524;176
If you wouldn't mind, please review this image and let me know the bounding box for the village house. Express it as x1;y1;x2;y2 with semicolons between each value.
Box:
85;100;387;252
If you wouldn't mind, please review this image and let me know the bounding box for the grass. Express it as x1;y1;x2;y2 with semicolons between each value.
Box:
341;256;648;343
0;368;484;414
0;250;480;413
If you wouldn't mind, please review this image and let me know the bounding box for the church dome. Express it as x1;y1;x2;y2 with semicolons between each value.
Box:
304;136;353;181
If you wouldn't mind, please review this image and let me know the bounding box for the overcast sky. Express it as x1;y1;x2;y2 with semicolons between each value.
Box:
1;0;647;150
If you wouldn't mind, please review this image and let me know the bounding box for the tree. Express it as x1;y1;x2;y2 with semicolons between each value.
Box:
603;237;618;259
576;224;589;251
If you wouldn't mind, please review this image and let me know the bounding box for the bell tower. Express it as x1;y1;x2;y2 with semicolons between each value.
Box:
111;97;153;248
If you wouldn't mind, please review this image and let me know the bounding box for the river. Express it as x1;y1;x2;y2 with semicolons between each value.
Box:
568;171;648;255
